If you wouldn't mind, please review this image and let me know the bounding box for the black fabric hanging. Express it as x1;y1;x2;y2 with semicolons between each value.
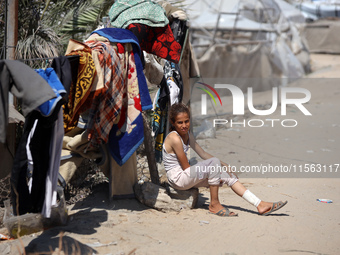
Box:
51;55;79;102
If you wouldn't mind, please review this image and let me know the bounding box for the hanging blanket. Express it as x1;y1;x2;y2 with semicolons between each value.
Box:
88;28;152;165
93;28;152;165
91;28;152;111
108;43;145;165
85;40;126;145
64;42;96;132
127;23;181;63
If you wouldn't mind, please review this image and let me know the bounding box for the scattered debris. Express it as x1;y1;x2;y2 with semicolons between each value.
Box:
316;199;332;203
87;241;118;248
0;233;11;240
199;220;209;225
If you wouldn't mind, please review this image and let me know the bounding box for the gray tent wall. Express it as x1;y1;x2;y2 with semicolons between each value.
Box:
183;0;309;92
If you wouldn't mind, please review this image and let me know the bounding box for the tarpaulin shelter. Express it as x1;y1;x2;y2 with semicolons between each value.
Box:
288;0;340;53
182;0;310;92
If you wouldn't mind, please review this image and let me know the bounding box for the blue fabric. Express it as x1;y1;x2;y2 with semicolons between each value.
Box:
92;28;141;54
35;68;66;117
108;113;144;166
92;28;153;111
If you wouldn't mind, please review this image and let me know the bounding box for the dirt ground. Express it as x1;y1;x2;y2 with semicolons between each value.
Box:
0;53;339;255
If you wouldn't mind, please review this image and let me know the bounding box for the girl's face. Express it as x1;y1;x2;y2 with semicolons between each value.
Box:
172;112;190;136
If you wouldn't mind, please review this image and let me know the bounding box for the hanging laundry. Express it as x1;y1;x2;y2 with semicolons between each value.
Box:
64;41;96;133
91;28;152;110
107;0;181;63
85;39;126;145
157;0;201;104
35;68;66;118
143;52;164;86
88;28;152;165
11;67;65;218
108;43;145;165
164;61;183;103
11;111;53;215
109;0;169;29
51;55;79;101
0;60;56;144
152;77;169;163
127;23;182;63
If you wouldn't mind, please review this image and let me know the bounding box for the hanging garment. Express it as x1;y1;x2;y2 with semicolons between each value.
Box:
167;79;180;105
127;23;182;63
11;68;65;217
35;68;66;118
0;60;56;144
42;108;64;218
143;52;164;86
164;61;183;103
51;55;79;101
64;42;96;133
152;77;169;163
11;111;52;215
108;0;169;29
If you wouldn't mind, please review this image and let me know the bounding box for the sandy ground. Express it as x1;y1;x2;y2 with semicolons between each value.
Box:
0;53;340;255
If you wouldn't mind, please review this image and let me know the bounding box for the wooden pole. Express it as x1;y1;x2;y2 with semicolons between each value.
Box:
1;0;19;182
6;0;18;60
142;112;160;185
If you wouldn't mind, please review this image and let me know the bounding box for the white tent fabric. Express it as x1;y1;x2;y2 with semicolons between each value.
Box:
182;0;309;91
289;0;340;20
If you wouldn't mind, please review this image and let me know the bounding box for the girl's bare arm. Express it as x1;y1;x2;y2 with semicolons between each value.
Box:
167;133;191;170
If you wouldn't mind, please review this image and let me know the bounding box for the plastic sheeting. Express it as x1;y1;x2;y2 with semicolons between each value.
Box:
183;0;309;90
304;19;340;53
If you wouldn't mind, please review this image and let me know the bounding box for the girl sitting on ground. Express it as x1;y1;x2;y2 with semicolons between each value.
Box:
163;103;287;216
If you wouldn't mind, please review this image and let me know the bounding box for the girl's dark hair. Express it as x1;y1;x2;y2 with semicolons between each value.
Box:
169;103;190;126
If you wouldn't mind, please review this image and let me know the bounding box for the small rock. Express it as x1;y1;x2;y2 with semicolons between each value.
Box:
134;182;198;212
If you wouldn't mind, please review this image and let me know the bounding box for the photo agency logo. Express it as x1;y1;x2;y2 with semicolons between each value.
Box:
195;82;312;128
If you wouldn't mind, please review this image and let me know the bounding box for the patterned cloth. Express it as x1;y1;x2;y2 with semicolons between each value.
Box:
91;28;152;111
127;23;182;63
109;0;169;29
152;77;169;163
153;97;168;163
108;44;145;165
90;28;152;165
64;44;96;132
85;40;126;145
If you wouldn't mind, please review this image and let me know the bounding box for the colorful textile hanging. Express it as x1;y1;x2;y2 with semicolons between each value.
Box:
108;44;145;165
64;43;96;132
90;28;152;165
85;40;126;145
127;23;182;63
